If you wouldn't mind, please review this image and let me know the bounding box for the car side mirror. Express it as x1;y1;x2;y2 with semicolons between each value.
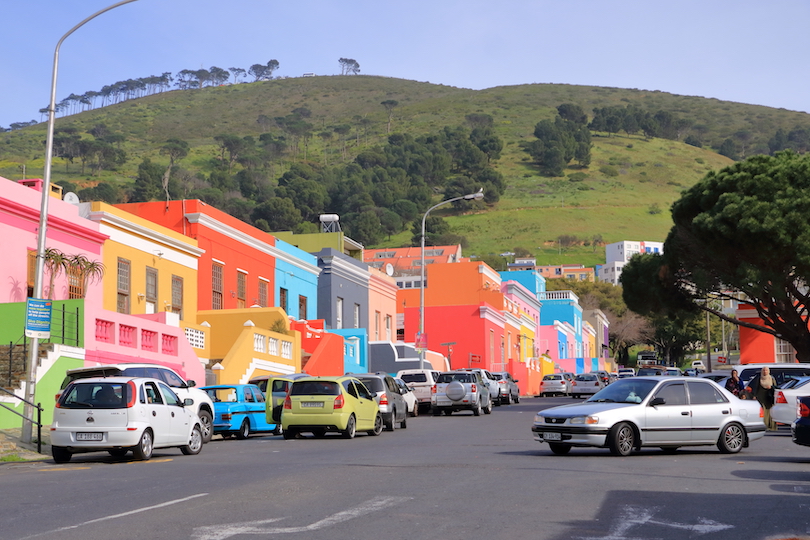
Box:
514;379;519;383
650;397;665;407
183;398;194;407
186;380;196;388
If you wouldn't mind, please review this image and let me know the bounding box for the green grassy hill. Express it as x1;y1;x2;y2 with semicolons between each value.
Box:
2;75;807;264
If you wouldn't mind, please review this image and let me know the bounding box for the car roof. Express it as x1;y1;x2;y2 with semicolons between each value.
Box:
201;384;260;390
66;376;159;384
248;373;309;382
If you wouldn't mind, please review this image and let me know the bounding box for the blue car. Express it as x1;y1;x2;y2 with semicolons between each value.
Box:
201;384;279;439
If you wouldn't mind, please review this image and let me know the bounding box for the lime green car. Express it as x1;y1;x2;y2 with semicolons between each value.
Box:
281;376;382;439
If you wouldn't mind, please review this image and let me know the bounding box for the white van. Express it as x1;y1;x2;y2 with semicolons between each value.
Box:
737;363;810;387
395;369;441;412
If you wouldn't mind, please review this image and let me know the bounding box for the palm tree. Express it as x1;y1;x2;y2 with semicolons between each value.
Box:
44;248;69;300
67;254;105;299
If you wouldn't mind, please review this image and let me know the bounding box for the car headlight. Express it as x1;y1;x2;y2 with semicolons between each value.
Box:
534;414;545;424
570;416;599;424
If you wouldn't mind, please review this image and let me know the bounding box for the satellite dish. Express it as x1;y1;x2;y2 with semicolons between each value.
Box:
385;263;394;276
64;192;80;205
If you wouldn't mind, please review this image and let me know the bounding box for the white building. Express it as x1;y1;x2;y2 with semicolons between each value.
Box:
598;240;664;285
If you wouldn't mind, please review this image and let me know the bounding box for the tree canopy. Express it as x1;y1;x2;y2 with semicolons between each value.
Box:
622;151;810;362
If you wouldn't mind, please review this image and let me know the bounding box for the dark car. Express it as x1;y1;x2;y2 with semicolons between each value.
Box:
792;395;810;447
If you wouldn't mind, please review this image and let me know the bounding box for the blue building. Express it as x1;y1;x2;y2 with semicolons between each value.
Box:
273;238;320;320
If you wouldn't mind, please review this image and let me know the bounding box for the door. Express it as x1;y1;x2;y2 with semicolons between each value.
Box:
687;381;730;443
144;381;174;447
644;382;692;444
245;386;270;431
158;382;189;445
352;380;378;430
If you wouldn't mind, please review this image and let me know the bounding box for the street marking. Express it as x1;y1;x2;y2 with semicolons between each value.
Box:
19;493;209;539
192;496;410;540
577;505;733;540
40;467;92;472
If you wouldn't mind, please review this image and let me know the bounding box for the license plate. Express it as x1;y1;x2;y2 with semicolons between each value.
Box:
544;432;561;441
76;432;103;441
300;402;323;408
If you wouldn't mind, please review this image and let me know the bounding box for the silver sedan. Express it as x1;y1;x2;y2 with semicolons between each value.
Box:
531;377;766;456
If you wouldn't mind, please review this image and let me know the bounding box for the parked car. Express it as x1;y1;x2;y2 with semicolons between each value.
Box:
738;363;810;387
561;372;576;388
665;368;683;377
532;376;766;456
396;369;442;412
395;378;419;416
490;371;520;404
637;367;665;376
281;376;382;439
201;384;278;439
792;395;810;447
51;377;204;462
771;377;810;425
539;374;570;397
617;368;635;377
595;370;611;386
249;373;311;426
458;368;500;406
354;372;408;430
431;371;492;416
618;372;635;379
61;363;215;443
571;373;605;399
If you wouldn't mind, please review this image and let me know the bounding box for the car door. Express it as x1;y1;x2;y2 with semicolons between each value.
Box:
157;382;190;446
351;379;378;430
269;378;292;424
143;381;175;447
687;380;730;443
644;382;692;444
246;386;272;431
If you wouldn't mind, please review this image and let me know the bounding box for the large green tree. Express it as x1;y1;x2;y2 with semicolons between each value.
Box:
622;151;810;363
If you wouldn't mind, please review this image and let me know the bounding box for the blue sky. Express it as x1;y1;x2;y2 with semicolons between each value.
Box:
2;0;808;129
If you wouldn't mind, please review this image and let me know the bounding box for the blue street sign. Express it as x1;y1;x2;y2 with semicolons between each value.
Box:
25;298;52;339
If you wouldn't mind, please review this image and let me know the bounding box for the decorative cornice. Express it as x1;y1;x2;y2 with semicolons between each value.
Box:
186;212;320;277
89;209;205;258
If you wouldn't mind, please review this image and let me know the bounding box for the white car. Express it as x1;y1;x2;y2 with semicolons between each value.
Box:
571;373;605;399
532;377;766;456
51;377;203;463
395;378;419;416
458;368;500;406
539;374;570;397
396;369;442;412
772;377;810;425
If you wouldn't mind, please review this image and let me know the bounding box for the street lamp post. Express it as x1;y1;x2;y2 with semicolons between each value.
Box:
21;0;139;445
418;189;483;369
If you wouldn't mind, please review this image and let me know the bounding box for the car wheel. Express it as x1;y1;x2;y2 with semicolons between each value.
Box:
282;429;297;440
572;394;579;399
52;446;72;463
181;425;203;455
608;422;635;456
411;403;419;417
718;422;745;453
384;411;395;431
548;443;572;455
514;393;520;403
132;429;154;460
107;448;128;457
198;410;213;443
312;428;326;438
368;413;383;436
473;399;482;416
342;414;356;439
400;413;408;429
272;424;283;436
504;393;512;405
443;409;453;416
235;420;250;440
483;400;492;414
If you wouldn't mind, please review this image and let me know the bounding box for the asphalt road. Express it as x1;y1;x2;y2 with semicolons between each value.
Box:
1;396;809;540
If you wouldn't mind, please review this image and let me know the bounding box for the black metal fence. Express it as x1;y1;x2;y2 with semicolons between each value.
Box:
0;386;43;454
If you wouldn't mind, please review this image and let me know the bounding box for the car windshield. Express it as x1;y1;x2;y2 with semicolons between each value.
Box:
59;382;130;409
544;375;562;380
205;387;238;402
400;373;427;383
290;380;340;396
575;374;596;381
357;377;384;392
490;373;503;380
437;373;472;383
586;379;658;403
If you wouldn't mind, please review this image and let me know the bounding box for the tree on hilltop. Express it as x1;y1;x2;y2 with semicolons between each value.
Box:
338;58;361;75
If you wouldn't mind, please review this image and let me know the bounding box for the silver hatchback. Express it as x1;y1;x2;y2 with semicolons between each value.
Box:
354;373;408;430
539;374;570;397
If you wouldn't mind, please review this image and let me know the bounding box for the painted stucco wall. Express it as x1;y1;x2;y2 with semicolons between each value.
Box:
315;248;370;331
273;238;319;320
367;268;397;342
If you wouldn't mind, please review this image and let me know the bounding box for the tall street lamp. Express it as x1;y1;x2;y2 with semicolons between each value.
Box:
21;0;139;445
418;189;484;369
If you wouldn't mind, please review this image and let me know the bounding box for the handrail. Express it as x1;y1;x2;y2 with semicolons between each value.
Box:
0;386;42;454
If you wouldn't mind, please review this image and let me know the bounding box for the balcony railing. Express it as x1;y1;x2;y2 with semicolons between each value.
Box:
538;290;579;303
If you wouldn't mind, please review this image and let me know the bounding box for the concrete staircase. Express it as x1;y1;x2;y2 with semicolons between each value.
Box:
0;342;53;391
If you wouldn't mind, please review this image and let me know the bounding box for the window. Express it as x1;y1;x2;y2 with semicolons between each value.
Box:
171;275;183;319
67;265;83;299
654;383;687;406
385;315;392;341
27;250;36;298
117;258;131;314
354;304;360;328
279;288;288;313
336;297;343;329
258;280;268;307
775;338;794;363
374;311;380;340
237;271;247;308
145;267;158;314
212;263;223;310
298;295;307;319
687;381;727;404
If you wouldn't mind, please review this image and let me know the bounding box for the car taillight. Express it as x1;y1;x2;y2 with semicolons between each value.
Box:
334;393;345;409
471;384;477;393
126;380;137;408
572;381;577;386
284;396;292;409
54;392;62;402
799;401;810;418
431;385;437;394
222;413;232;421
594;382;599;387
759;406;764;418
379;392;389;406
775;391;787;404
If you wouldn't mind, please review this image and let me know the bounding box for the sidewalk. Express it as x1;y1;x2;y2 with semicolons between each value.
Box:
0;428;51;462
